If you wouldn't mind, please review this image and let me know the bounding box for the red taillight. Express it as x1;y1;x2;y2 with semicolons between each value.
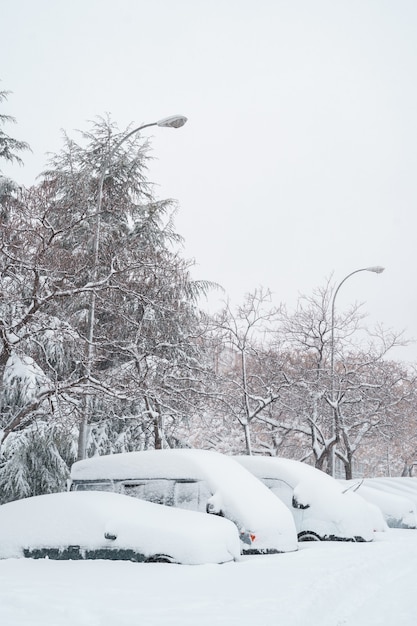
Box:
250;533;256;542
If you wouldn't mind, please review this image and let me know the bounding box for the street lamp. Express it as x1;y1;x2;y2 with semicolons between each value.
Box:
77;114;188;460
329;265;384;476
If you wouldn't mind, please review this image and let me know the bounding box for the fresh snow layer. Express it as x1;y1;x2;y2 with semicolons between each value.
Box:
71;449;298;553
0;491;240;565
1;529;417;625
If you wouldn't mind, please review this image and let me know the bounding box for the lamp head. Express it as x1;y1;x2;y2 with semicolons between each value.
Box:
366;266;385;274
156;115;188;129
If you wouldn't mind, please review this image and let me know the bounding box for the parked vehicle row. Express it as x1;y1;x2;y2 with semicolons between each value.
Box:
1;449;413;565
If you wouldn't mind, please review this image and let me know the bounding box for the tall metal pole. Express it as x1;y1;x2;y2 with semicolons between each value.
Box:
77;115;187;460
328;266;384;476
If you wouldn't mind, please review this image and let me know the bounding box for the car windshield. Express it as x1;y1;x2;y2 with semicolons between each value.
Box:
120;479;211;512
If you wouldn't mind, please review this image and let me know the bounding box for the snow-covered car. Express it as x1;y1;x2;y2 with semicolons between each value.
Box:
0;491;240;564
235;456;385;542
70;449;298;555
341;479;417;529
359;477;417;508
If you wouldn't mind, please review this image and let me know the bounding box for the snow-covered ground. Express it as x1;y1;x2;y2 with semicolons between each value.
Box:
1;529;417;626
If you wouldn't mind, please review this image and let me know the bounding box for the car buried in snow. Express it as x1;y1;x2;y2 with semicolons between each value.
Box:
234;455;386;542
340;478;417;529
0;490;241;564
357;476;417;509
69;448;298;555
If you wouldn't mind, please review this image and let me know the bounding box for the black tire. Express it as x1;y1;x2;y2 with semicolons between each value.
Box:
145;554;174;563
298;531;322;542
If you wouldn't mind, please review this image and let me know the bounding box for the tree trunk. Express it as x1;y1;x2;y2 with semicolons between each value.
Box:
344;453;353;480
243;422;252;455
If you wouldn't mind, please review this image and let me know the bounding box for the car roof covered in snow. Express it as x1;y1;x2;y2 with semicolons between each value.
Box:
235;455;342;491
359;477;417;507
72;449;226;482
340;480;417;529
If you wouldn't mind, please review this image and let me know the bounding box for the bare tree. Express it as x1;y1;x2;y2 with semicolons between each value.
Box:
209;288;291;454
273;280;409;477
328;349;413;478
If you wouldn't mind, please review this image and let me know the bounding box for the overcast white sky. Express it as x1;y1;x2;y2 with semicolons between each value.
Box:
2;0;417;362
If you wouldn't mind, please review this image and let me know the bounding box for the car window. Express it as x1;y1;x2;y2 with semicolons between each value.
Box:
173;481;212;512
262;478;293;508
122;479;174;506
72;481;114;492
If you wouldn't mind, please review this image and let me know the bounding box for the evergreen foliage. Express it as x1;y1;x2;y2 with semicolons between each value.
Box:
0;113;215;500
0;422;74;504
0;88;30;168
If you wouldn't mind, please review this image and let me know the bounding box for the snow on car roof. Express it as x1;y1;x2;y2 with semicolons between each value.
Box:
0;491;240;564
360;477;417;507
235;455;342;491
341;481;417;529
71;449;298;553
71;449;212;481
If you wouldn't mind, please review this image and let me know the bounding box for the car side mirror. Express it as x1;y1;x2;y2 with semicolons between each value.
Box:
292;494;310;510
206;502;224;517
104;532;117;541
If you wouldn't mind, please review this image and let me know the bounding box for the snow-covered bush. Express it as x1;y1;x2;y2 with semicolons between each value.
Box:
0;421;75;504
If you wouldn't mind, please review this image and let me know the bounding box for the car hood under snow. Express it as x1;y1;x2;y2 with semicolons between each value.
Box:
0;491;240;565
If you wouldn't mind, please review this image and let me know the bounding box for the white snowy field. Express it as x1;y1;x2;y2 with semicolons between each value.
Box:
1;530;417;626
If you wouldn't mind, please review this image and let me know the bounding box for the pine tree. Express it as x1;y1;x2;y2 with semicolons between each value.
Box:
0;422;74;503
1;114;216;493
0;87;29;168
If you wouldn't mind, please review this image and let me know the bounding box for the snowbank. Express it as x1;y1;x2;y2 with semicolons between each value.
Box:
1;529;417;625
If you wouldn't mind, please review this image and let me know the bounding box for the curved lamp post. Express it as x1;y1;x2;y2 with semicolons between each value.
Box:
77;115;188;460
329;265;384;476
